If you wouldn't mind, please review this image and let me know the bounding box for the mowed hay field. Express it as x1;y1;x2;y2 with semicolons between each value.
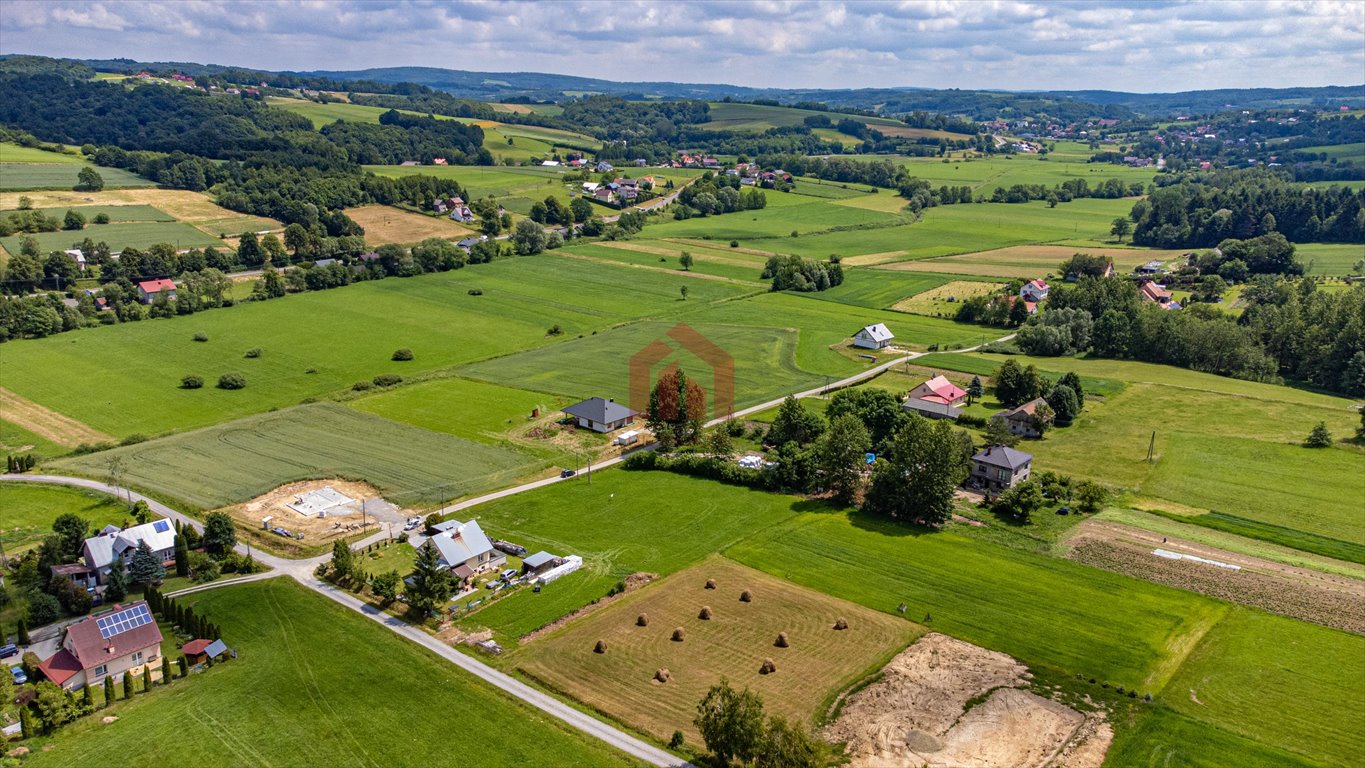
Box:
22;579;638;768
0;481;129;554
0;220;221;255
0;163;154;192
52;403;544;511
885;244;1184;279
0;256;750;437
517;558;921;743
0;188;279;241
350;377;573;445
344;204;474;244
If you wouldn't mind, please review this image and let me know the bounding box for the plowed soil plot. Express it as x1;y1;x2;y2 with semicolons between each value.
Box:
1068;533;1365;635
823;633;1109;768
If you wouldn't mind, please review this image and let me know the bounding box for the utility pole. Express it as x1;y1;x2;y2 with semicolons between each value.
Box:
1147;431;1156;464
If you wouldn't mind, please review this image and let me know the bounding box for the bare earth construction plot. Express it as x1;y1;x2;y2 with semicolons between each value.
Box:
517;557;921;744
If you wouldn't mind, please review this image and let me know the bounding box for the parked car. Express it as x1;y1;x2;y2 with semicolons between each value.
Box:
10;667;26;685
499;568;518;581
559;469;576;478
0;644;17;659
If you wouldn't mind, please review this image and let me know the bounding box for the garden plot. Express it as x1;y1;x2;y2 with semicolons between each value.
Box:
824;632;1107;768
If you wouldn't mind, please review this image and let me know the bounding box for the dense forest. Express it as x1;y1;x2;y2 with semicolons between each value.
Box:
1130;168;1365;247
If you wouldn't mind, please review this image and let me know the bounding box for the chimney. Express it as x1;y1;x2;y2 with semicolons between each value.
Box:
986;447;993;455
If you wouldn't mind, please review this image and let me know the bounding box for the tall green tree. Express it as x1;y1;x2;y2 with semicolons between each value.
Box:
330;540;356;583
128;540;165;586
51;513;89;561
679;251;694;271
173;533;190;578
1057;371;1084;408
75;166;104;192
695;679;767;766
965;376;984;406
756;716;833;768
992;480;1046;523
407;540;452;615
105;557;129;602
201;511;237;557
768;396;825;447
817;415;871;503
1110;217;1131;242
1044;385;1080;426
863;415;970;525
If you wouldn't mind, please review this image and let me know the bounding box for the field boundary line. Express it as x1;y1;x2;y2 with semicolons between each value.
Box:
0;386;115;447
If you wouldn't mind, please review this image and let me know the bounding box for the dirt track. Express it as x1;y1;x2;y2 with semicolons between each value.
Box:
1067;520;1365;634
0;387;114;447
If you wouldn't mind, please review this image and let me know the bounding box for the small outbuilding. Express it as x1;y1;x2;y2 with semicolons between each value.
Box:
902;397;962;420
564;397;639;433
522;551;563;576
182;639;213;665
852;323;894;350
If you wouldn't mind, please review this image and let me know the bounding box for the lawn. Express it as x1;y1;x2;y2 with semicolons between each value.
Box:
0;256;750;437
0;221;221;256
0;163;153;192
727;508;1226;693
52;403;546;511
516;557;920;743
350;377;573;444
21;578;640;768
0;481;130;555
0;142;84;164
1161;608;1365;767
453;470;806;644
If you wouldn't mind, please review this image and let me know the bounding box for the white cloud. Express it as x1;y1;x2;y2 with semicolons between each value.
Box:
0;0;1360;91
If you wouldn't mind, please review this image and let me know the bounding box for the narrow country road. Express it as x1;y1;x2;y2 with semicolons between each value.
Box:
4;331;1012;766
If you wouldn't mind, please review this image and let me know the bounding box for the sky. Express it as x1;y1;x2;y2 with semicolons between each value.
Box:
2;0;1362;92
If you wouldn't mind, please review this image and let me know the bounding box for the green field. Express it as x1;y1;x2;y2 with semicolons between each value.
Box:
1162;609;1365;766
0;204;175;222
560;241;768;283
0;142;84;164
0;256;750;437
0;481;130;554
350;377;573;445
1107;707;1325;768
456;470;805;643
1298;242;1365;275
22;578;638;768
0;163;154;192
1295;142;1365;159
728;508;1223;691
893;152;1157;191
52;403;545;511
698;103;965;141
0;220;220;255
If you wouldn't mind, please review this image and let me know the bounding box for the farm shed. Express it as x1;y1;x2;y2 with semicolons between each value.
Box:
182;639;212;665
522;551;563;575
852;323;894;350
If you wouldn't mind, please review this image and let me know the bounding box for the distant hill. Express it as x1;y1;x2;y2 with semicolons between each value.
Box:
6;53;1362;120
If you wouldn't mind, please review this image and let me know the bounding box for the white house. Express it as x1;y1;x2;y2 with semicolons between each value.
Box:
82;519;178;585
563;397;639;433
852;323;894;350
64;249;87;271
1020;279;1049;303
429;519;504;585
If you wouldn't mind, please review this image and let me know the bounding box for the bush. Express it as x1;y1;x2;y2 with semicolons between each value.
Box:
467;289;483;296
669;731;685;748
956;414;987;428
729;240;739;248
547;324;563;336
243;347;262;359
352;381;373;391
305;367;317;374
391;348;414;361
119;434;148;446
372;373;402;387
192;332;209;342
216;372;246;390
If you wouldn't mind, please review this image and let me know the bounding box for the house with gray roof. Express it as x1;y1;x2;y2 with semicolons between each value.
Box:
82;519;178;585
852;323;894;350
902;397;963;420
564;397;639;433
430;519;504;585
970;445;1033;492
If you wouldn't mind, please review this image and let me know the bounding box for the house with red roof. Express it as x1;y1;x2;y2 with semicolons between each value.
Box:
136;278;177;305
1020;279;1049;303
1138;280;1175;308
38;602;163;690
907;375;967;407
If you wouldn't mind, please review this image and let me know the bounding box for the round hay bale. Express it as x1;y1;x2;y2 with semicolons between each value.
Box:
739;589;753;603
833;617;849;630
705;578;717;590
671;627;686;642
593;640;607;654
654;668;671;683
759;658;776;675
698;606;713;620
637;613;649;627
774;632;789;648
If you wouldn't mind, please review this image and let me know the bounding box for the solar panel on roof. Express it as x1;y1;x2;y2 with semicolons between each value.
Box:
153;520;171;533
96;604;153;639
